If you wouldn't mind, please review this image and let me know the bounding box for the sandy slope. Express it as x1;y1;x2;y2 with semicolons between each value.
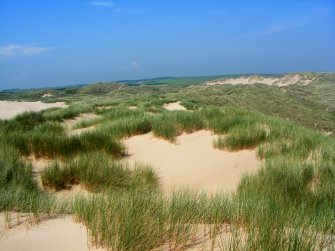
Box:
124;130;262;192
163;101;187;111
205;74;317;86
0;215;104;251
0;101;67;120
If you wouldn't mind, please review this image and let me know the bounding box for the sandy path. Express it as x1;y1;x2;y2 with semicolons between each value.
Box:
0;215;104;251
63;113;100;135
0;101;67;120
124;130;262;193
163;101;187;111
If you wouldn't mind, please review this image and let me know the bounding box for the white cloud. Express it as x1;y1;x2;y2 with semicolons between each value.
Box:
265;21;305;34
88;1;143;13
131;60;140;69
239;21;306;41
89;1;114;7
0;44;53;56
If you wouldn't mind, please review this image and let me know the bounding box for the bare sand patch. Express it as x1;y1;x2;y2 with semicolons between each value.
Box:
96;105;114;110
42;93;53;98
163;101;187;111
124;130;262;193
205;74;318;87
69;125;97;136
54;184;93;199
0;214;105;251
63;113;100;135
0;101;67;120
63;113;100;128
22;155;51;188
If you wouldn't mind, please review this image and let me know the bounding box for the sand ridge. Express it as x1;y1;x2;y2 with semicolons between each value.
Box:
0;101;67;120
205;73;318;87
124;130;262;193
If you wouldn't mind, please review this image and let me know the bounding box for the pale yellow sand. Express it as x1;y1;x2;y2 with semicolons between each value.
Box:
0;215;105;251
0;101;67;120
124;130;262;192
42;93;53;98
163;101;187;111
206;74;317;86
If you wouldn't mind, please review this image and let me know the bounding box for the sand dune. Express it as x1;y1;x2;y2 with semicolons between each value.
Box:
124;130;262;192
205;73;317;86
0;101;67;120
163;101;187;111
0;215;104;251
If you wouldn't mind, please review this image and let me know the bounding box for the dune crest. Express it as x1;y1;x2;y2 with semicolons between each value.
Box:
205;73;318;86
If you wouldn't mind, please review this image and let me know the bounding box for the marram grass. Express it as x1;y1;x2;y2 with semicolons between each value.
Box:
1;104;334;250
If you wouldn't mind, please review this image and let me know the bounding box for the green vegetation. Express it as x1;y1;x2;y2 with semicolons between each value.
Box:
43;104;94;121
42;152;158;192
152;111;204;141
0;113;124;158
0;73;334;250
0;144;64;215
2;73;334;136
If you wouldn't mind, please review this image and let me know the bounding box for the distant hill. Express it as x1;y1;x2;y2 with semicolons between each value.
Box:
77;82;126;94
205;72;320;86
1;72;334;136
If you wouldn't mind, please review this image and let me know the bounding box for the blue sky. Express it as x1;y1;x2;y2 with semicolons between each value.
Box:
0;0;334;89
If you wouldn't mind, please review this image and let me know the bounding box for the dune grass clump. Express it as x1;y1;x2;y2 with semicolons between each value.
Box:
106;116;152;138
180;100;198;110
152;111;204;141
43;104;94;121
2;111;45;131
73;190;213;250
95;106;141;118
214;123;269;150
200;107;249;134
71;117;102;129
0;145;62;214
258;124;326;160
0;145;37;194
73;188;329;251
2;122;82;158
42;152;158;192
73;191;166;250
1;113;125;158
78;131;125;157
94;107;153;139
